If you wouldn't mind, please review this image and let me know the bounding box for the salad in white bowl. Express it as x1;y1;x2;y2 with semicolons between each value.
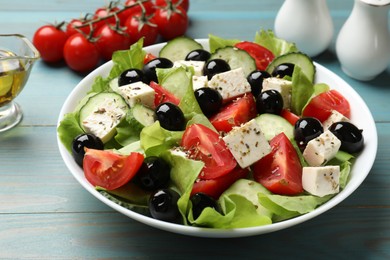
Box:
57;30;377;237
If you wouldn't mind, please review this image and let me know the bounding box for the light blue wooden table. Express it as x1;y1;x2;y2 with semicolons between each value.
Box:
1;0;389;258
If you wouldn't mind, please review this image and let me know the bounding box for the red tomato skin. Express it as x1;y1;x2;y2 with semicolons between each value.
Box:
155;0;190;12
181;124;237;180
66;19;91;38
94;24;131;61
149;81;180;106
93;7;120;31
124;12;158;46
63;33;100;72
234;41;275;71
280;109;300;126
33;25;68;63
210;94;257;133
83;149;144;190
154;6;188;40
191;167;249;199
252;132;303;195
302;89;351;122
144;53;157;64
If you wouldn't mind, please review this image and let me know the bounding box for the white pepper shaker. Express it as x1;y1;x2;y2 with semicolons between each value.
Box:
336;0;390;81
274;0;334;57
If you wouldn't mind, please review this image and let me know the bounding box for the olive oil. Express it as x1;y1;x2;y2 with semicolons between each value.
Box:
0;50;27;106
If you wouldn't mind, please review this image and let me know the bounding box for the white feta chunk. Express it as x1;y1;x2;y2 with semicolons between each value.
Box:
82;98;127;143
262;77;292;109
223;119;271;168
173;60;205;76
208;68;251;100
302;165;340;197
116;81;155;109
322;110;350;130
192;75;208;90
303;130;341;166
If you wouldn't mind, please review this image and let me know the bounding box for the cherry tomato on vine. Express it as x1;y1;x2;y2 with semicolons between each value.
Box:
63;33;100;72
93;6;120;30
155;0;190;12
65;18;91;38
154;5;188;40
94;24;131;61
124;11;158;46
33;24;68;63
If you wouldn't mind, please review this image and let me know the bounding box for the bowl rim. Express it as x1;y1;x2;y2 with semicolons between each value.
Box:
57;39;378;238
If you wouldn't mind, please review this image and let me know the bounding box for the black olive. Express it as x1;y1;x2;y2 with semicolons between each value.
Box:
118;68;145;86
190;193;221;220
256;89;284;115
247;70;271;97
149;189;181;223
203;59;231;80
194;87;223;116
185;49;211;62
134;156;171;191
329;122;364;153
294;117;324;150
155;102;186;131
71;133;104;167
272;63;295;78
143;57;173;83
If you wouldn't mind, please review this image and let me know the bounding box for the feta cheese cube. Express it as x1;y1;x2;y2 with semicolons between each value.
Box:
192;75;208;90
173;60;205;76
208;68;251;100
303;130;341;166
322;110;350;130
82;98;127;143
116;81;155;109
302;165;340;197
223;119;271;168
262;77;292;109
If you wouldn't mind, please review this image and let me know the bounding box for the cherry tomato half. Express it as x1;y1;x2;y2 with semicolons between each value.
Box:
191;167;249;199
181;124;237;180
33;24;68;63
252;132;303;195
210;93;257;133
234;41;275;71
302;89;351;122
83;148;144;190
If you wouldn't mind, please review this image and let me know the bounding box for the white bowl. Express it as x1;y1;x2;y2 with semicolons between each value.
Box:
57;39;378;238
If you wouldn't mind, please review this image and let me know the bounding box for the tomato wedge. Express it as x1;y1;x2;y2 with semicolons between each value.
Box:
302;89;351;122
149;81;180;106
210;93;257;133
191;167;249;199
280;109;300;126
252;133;303;195
83;149;144;190
181;124;237;180
234;41;275;70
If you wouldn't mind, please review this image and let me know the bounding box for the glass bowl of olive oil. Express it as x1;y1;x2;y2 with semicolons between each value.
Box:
0;34;39;132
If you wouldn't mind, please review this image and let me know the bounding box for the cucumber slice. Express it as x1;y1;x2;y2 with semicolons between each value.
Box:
128;103;156;128
255;113;294;141
210;46;256;76
79;92;129;143
266;52;315;83
159;36;203;62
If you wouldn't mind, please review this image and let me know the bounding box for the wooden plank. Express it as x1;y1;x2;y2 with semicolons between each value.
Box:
0;207;389;258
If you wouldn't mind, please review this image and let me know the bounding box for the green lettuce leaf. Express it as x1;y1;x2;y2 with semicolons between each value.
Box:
291;66;315;115
254;29;298;56
208;34;240;53
57;112;84;153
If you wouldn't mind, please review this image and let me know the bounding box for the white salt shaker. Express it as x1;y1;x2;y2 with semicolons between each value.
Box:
336;0;390;81
274;0;334;57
